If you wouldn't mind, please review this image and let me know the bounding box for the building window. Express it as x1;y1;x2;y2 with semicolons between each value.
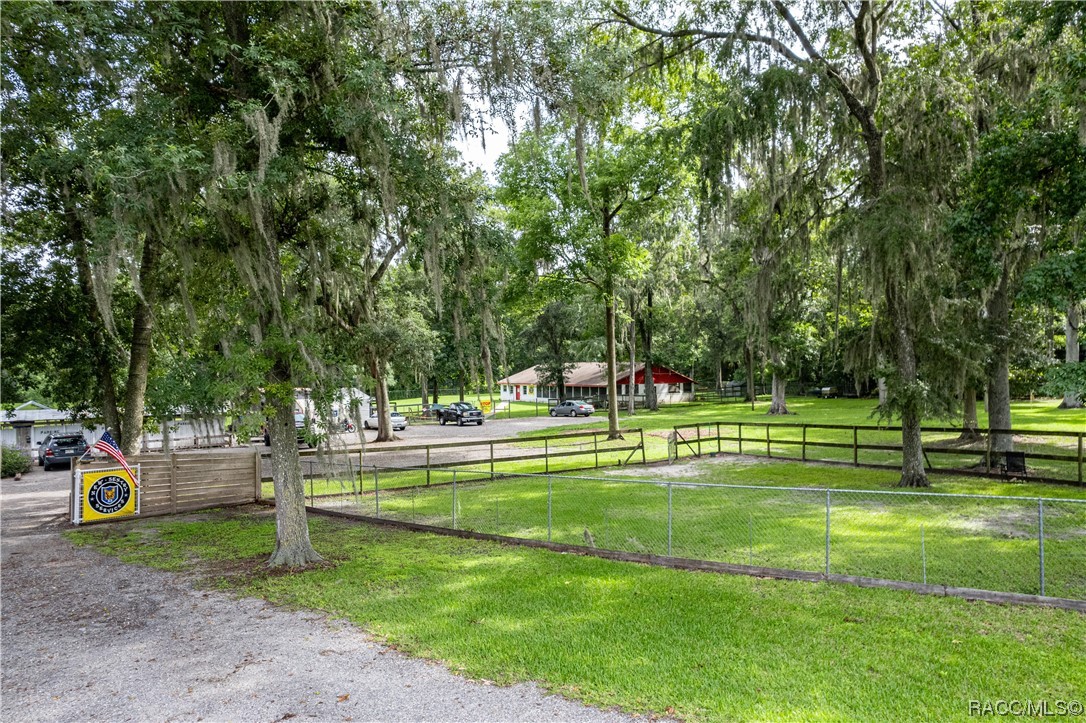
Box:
668;383;681;393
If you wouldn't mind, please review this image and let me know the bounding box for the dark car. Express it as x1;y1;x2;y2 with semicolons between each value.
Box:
550;400;595;417
438;402;484;426
38;433;89;471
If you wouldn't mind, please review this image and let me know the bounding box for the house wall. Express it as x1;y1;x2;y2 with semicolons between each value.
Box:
617;382;695;404
2;418;231;458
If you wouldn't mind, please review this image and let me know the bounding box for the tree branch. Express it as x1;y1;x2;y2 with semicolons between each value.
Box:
608;7;809;67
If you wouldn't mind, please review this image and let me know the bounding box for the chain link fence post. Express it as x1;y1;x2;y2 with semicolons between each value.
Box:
746;512;753;566
373;466;380;518
1039;498;1045;596
825;489;831;576
451;470;457;530
547;475;552;542
667;482;673;556
921;524;927;584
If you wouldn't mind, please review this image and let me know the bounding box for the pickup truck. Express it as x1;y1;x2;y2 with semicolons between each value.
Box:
438;402;484;426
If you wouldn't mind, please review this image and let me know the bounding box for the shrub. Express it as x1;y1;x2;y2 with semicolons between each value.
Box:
1;446;32;477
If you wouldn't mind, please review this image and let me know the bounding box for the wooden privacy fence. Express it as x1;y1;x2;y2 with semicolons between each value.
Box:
672;421;1085;485
74;448;262;519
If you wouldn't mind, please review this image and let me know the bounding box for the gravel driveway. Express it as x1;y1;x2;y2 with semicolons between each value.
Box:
0;464;633;722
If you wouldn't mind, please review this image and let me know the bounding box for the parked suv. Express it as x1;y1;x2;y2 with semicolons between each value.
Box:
38;434;89;471
438;402;484;426
551;400;595;417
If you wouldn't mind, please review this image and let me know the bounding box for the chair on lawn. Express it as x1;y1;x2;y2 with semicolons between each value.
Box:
999;451;1028;479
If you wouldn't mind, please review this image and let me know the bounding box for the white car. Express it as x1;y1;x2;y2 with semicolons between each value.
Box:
364;410;408;431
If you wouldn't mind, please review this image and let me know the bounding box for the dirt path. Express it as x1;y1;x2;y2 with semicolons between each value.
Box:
0;466;633;722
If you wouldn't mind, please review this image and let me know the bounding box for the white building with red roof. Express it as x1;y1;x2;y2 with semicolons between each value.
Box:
497;363;695;404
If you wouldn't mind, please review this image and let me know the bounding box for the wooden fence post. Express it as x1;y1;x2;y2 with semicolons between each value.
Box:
170;452;178;513
545;438;550;473
593;433;599;468
716;422;721;454
1079;434;1083;485
252;448;261;501
426;446;431;486
697;425;702;456
986;432;992;473
738;423;743;455
766;425;771;458
640;428;646;465
853;427;858;466
802;425;807;462
490;441;495;480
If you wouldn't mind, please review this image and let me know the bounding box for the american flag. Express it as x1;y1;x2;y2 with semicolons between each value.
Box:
93;431;139;487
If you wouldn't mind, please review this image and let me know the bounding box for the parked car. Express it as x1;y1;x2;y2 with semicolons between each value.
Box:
364;410;408;431
551;400;595;417
38;433;89;471
263;412;313;447
438;402;484;426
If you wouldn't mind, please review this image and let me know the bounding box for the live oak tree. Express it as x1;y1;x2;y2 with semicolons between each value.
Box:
2;2;207;457
497;123;679;438
613;1;966;486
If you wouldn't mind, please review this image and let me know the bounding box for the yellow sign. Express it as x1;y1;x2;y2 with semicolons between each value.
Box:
481;399;492;413
78;467;139;523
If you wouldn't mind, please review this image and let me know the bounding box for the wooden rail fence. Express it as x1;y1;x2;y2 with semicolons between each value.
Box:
672;421;1085;485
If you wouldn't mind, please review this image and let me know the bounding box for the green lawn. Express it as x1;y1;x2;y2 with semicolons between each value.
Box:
69;510;1086;722
586;397;1086;433
319;460;1086;600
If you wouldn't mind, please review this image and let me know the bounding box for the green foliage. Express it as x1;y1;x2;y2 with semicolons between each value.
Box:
1042;362;1086;401
0;447;32;478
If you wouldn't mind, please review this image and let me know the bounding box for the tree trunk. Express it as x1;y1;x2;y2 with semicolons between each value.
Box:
432;378;439;405
767;349;789;415
745;345;756;410
638;288;658;411
420;375;428;408
627;316;636;416
161;418;171;453
888;291;929;487
986;271;1014;452
1060;302;1082;409
959;385;980;442
877;377;887;407
118;235;161;457
371;357;397;443
265;359;322;568
605;294;622;439
68;187;121;439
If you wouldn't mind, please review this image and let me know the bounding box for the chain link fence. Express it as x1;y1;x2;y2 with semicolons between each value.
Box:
311;466;1086;602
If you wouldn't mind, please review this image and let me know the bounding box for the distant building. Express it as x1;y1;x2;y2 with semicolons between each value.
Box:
497;363;695;404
